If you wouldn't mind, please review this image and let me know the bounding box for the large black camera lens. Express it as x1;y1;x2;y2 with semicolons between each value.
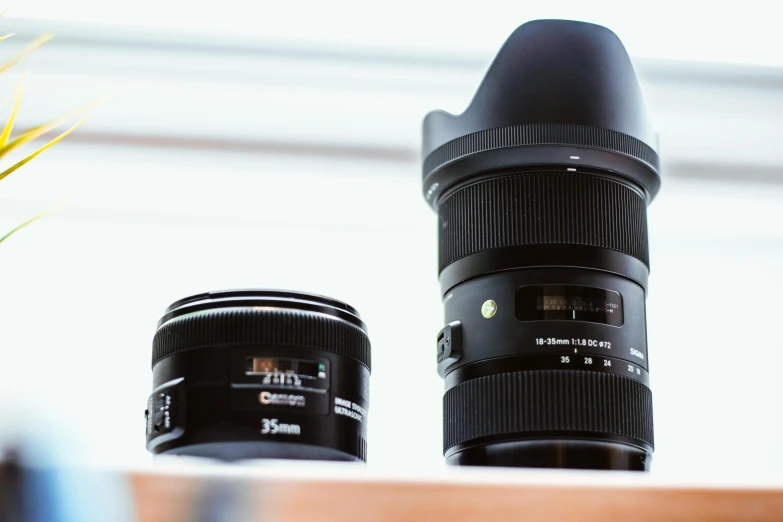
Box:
422;20;659;470
145;290;371;462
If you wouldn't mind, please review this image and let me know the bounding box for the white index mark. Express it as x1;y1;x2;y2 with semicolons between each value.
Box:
570;156;580;159
572;310;576;319
567;168;576;171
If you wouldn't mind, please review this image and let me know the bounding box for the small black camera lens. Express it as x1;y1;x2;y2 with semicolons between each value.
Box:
145;290;371;462
422;20;658;470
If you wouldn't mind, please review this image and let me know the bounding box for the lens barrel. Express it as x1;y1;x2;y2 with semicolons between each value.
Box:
145;290;371;462
423;20;659;470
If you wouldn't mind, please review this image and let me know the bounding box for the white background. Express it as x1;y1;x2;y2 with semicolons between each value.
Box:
14;0;783;66
0;1;781;482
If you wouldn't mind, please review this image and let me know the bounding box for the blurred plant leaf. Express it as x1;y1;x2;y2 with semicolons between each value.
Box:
0;33;53;75
0;97;106;159
0;201;67;245
0;72;28;147
0;116;89;183
0;21;98;246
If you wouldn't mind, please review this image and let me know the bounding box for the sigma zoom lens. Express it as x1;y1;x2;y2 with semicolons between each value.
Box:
145;290;371;462
423;20;658;470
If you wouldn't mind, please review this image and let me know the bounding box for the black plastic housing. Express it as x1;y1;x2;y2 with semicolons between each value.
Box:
145;290;371;462
423;20;659;471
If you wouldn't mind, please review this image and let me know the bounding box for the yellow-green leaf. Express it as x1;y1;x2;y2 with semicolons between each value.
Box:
0;33;15;43
0;116;89;183
0;33;53;76
0;72;28;148
0;202;66;245
0;96;107;159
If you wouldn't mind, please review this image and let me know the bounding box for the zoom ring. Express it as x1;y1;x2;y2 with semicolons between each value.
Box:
443;370;654;451
152;309;371;370
438;172;649;272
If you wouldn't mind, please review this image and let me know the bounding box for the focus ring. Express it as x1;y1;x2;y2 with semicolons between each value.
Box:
152;309;371;370
443;370;654;451
423;123;659;179
438;172;648;272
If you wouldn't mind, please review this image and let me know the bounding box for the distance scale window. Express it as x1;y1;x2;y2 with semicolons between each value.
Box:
515;285;623;326
245;357;328;390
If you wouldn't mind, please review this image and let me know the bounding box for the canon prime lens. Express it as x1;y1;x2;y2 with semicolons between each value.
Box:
422;20;659;470
145;290;371;462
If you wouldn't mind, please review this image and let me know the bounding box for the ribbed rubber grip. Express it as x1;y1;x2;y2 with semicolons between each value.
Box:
152;309;371;370
438;172;648;272
443;370;654;451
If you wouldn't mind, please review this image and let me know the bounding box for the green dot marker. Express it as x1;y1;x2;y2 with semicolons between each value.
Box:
481;300;497;319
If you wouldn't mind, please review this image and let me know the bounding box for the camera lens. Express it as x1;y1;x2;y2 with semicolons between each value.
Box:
145;290;371;462
422;20;658;470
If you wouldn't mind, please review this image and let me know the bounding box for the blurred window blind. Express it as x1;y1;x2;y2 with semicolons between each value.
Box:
13;0;783;66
